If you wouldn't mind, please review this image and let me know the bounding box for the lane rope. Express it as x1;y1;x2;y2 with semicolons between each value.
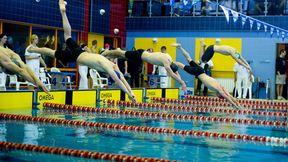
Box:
1;113;287;146
106;99;288;118
0;141;170;162
185;95;288;106
150;97;288;111
43;102;288;128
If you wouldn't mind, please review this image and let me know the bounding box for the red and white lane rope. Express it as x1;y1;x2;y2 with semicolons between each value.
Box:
43;103;288;128
185;95;288;107
150;97;288;111
1;113;287;146
107;100;288;118
0;141;169;162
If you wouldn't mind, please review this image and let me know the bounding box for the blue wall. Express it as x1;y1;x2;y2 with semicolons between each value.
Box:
90;0;110;34
0;0;84;30
126;31;283;98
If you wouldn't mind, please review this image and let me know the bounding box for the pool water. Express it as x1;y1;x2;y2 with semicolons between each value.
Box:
0;103;288;162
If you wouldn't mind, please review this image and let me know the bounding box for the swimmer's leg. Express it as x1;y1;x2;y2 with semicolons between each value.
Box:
59;0;72;41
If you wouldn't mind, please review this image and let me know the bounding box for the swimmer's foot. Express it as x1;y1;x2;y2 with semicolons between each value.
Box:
59;0;66;12
51;35;55;45
200;38;206;47
171;43;182;48
44;36;50;45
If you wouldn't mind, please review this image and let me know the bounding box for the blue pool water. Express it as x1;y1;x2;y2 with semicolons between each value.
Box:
0;104;288;162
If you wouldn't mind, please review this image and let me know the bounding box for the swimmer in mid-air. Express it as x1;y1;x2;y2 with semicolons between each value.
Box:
0;46;49;94
191;39;252;72
171;43;241;108
101;48;187;91
28;0;135;101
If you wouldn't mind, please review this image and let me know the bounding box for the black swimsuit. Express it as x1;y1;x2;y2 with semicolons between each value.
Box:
201;45;214;63
55;38;85;64
170;62;178;72
124;49;144;62
183;60;205;77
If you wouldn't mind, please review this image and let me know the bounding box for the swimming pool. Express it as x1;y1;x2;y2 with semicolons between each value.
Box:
0;99;287;162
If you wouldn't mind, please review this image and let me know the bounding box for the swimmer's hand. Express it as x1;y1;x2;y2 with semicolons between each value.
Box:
233;102;243;109
44;35;50;45
181;83;187;92
37;81;50;95
129;95;136;103
51;35;55;44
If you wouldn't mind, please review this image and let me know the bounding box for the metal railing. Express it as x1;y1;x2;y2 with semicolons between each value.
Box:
128;0;288;17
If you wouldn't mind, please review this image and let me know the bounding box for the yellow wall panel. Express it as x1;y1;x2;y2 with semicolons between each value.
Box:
99;89;121;104
125;89;143;102
165;88;179;99
88;33;104;53
0;92;33;113
37;91;66;109
135;38;177;87
146;89;162;99
72;90;97;107
212;71;235;78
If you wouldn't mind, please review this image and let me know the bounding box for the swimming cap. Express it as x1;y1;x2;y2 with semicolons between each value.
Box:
234;52;241;59
99;48;105;54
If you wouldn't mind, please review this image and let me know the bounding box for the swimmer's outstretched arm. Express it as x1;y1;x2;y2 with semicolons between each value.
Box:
231;54;252;72
218;45;251;72
218;87;242;108
164;64;187;91
0;54;49;94
114;66;135;100
0;56;31;82
13;54;50;94
239;56;252;72
230;95;242;108
106;68;135;102
26;68;50;94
